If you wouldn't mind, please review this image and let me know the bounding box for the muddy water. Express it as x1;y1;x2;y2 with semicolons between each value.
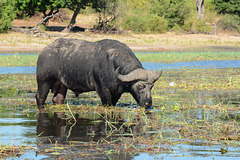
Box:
0;53;240;159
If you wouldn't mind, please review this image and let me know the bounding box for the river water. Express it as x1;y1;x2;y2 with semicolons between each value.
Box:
0;60;240;74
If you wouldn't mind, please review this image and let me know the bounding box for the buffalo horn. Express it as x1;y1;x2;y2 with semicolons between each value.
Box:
147;69;162;83
116;68;148;82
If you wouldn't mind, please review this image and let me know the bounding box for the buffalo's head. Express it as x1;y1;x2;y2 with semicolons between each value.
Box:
116;68;162;108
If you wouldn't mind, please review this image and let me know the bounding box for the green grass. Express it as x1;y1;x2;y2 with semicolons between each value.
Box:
0;54;39;66
135;51;240;62
0;52;239;66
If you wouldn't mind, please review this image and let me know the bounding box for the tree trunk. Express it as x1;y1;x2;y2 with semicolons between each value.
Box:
62;4;81;33
41;9;59;26
196;0;204;20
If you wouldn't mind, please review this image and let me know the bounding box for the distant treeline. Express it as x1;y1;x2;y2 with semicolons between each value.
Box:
0;0;239;33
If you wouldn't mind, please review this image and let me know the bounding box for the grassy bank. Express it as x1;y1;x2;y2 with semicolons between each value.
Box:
136;51;240;62
0;51;240;66
0;54;38;66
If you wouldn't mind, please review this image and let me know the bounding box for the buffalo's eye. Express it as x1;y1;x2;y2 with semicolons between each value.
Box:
138;84;145;90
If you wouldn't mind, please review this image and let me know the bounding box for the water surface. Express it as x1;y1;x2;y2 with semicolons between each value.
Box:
0;52;240;159
0;60;239;74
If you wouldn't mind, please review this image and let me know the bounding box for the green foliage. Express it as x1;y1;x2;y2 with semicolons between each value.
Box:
92;0;118;32
149;14;168;33
39;24;48;31
2;0;240;34
150;0;195;29
218;14;240;32
213;0;240;15
182;17;211;33
0;0;16;33
123;16;148;33
63;0;90;11
121;0;194;33
16;0;64;17
123;14;168;33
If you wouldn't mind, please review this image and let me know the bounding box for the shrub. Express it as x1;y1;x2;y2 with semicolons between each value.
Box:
123;15;149;33
123;14;168;34
218;14;240;32
0;0;16;33
150;0;195;29
192;19;211;33
213;0;240;15
181;15;211;33
149;14;168;33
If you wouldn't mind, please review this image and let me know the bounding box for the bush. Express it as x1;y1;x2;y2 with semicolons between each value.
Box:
192;19;211;33
213;0;240;15
218;14;240;32
123;14;168;34
0;0;16;33
150;0;195;29
149;14;168;33
123;16;149;33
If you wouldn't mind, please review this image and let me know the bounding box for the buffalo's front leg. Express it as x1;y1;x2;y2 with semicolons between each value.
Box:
111;93;122;106
96;87;114;106
36;81;54;110
52;83;68;104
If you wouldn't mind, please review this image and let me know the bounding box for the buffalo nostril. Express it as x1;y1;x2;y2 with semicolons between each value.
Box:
144;102;152;108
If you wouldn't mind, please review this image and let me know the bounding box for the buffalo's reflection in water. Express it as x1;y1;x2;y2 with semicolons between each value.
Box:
36;112;142;159
36;112;143;144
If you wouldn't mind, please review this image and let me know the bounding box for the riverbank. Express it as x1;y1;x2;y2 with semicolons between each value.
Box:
0;31;240;53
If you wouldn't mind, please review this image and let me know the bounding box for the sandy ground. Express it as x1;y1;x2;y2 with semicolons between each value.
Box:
1;31;240;53
0;16;240;53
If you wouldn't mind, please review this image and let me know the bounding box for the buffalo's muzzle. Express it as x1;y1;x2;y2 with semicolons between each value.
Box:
144;102;152;108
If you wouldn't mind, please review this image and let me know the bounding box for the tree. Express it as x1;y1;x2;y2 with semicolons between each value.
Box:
61;0;90;33
213;0;240;16
196;0;204;20
0;0;16;33
92;0;119;32
16;0;63;25
151;0;194;29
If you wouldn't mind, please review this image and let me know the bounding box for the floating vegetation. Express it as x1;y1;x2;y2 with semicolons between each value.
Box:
0;144;37;159
0;67;240;159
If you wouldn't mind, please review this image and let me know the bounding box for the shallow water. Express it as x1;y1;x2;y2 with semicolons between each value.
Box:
0;60;240;74
1;108;240;159
0;53;240;159
143;60;240;70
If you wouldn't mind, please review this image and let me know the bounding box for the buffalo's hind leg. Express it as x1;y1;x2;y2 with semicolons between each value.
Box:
52;82;68;105
36;81;54;110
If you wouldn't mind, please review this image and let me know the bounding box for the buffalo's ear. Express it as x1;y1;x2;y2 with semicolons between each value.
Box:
147;70;162;83
116;68;148;82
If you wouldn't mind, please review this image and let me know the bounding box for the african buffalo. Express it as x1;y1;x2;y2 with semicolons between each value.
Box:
36;38;162;110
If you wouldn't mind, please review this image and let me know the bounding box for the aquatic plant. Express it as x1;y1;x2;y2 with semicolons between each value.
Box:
0;67;239;159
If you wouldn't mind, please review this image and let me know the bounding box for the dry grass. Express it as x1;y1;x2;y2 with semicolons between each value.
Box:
0;30;240;53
